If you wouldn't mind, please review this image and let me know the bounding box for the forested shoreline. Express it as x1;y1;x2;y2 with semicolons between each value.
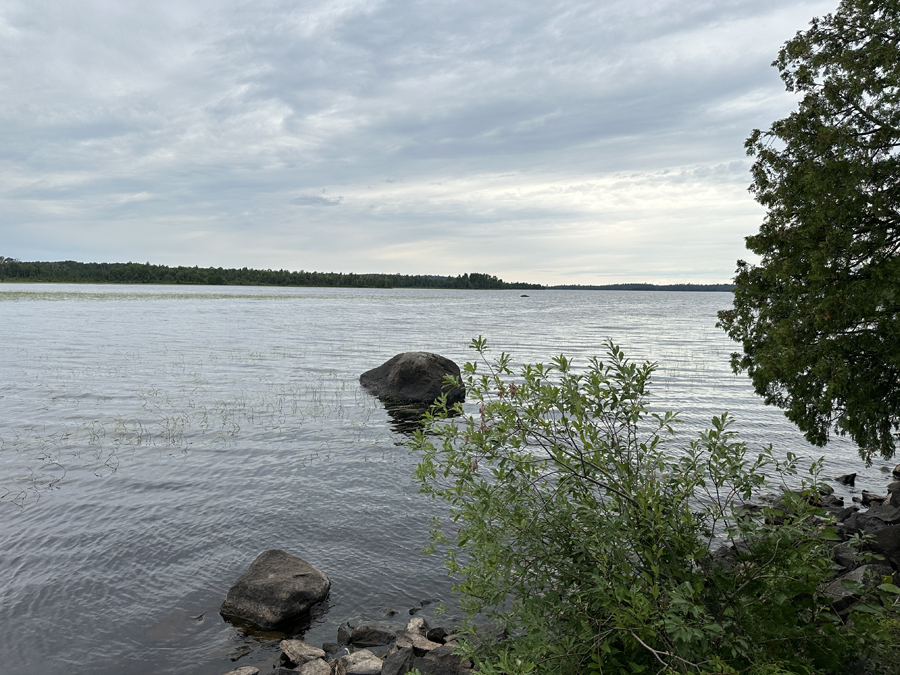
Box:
0;258;735;291
0;258;541;290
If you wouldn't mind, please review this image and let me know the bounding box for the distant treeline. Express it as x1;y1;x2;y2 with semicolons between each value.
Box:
0;257;542;290
549;283;735;292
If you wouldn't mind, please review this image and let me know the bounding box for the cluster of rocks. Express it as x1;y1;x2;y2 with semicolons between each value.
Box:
713;466;900;616
223;614;481;675
218;549;485;675
821;466;900;610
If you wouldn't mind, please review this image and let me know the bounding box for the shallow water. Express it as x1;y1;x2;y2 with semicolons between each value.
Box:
0;284;888;674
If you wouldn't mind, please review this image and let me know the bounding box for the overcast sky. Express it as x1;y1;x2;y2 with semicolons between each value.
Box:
0;0;836;284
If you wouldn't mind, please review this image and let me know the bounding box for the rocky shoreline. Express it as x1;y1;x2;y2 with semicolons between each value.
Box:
223;613;487;675
213;463;900;675
216;546;480;675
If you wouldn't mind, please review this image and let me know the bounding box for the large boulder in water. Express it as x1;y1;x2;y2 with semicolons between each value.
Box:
220;549;330;629
360;352;465;405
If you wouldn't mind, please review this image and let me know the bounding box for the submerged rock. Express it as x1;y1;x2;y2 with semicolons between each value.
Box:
220;549;330;630
360;352;465;405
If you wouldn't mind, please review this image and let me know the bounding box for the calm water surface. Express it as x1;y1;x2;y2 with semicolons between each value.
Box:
0;284;886;674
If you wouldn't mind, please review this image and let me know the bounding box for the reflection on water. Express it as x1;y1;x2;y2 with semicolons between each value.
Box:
381;401;433;435
0;284;889;675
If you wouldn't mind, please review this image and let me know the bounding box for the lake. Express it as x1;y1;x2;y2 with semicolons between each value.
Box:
0;284;885;674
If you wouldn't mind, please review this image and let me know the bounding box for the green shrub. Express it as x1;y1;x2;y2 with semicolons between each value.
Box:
412;339;899;674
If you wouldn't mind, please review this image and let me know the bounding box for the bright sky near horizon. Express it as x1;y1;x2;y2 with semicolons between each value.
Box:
1;0;836;285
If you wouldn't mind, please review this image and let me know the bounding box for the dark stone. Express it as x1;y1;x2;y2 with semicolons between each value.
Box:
422;644;462;666
819;494;844;509
220;550;330;630
475;621;509;642
824;564;894;612
382;648;416;675
893;463;900;479
832;545;859;569
426;627;448;644
867;504;900;525
710;545;736;572
836;473;857;486
874;525;900;556
411;656;473;675
835;505;860;522
841;511;889;535
351;620;402;646
888;481;900;493
360;353;465;405
338;625;351;644
861;491;886;507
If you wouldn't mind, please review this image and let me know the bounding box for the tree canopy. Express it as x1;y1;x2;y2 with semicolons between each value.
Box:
718;0;900;460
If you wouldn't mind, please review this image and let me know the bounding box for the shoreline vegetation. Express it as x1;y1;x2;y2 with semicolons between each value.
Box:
0;258;733;291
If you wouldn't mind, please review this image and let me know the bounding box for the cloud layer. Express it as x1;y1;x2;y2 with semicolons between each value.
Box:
0;0;836;283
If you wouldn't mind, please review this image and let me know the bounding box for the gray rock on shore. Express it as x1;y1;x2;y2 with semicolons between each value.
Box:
350;621;403;646
296;659;332;675
824;564;894;612
281;638;326;665
360;353;465;405
220;549;330;629
336;649;384;675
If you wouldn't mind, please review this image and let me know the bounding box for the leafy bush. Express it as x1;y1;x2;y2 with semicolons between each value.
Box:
412;339;899;674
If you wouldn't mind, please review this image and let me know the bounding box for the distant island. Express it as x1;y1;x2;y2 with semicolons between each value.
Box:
0;258;733;291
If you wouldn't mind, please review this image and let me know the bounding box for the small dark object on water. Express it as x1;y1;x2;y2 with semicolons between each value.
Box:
836;473;856;486
520;294;529;297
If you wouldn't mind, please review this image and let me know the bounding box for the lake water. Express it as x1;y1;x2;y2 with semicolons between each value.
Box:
0;284;887;674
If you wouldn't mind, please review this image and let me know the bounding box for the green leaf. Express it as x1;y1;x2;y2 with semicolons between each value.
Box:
820;526;841;541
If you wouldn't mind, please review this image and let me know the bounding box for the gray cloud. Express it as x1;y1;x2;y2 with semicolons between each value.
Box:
293;194;344;206
0;0;836;283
